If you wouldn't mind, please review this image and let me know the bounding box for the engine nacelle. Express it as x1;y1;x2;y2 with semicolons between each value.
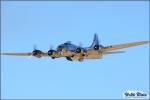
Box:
48;50;55;56
48;49;60;59
76;48;81;53
32;50;43;58
94;45;99;50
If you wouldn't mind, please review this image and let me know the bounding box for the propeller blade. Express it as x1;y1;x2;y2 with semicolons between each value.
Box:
78;42;83;47
49;45;53;50
33;45;37;50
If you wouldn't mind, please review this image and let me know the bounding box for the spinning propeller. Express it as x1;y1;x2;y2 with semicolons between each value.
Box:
47;45;57;59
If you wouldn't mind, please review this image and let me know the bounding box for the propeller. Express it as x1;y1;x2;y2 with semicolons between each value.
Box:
48;45;55;56
49;45;53;50
31;45;43;58
32;45;38;56
28;45;40;58
33;45;37;50
78;42;83;47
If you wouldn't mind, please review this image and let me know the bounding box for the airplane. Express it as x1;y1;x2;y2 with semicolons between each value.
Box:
1;34;149;61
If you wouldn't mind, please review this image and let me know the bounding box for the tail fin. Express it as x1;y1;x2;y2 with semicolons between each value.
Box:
90;33;99;48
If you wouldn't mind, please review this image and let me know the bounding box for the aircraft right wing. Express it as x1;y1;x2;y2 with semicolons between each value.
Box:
101;41;149;52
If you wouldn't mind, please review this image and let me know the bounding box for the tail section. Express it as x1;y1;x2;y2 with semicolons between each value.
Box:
90;33;99;48
90;33;104;50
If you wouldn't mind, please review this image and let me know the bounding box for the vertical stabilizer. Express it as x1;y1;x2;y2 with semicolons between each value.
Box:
90;33;99;48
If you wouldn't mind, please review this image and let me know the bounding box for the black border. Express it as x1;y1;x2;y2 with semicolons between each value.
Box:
0;0;149;100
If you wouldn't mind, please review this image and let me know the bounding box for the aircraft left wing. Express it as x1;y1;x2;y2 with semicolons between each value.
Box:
0;52;49;58
101;41;149;52
1;53;33;56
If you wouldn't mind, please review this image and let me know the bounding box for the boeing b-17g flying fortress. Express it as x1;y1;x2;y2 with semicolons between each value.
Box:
1;34;149;61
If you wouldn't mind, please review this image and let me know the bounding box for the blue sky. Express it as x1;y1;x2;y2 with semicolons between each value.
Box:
1;1;149;99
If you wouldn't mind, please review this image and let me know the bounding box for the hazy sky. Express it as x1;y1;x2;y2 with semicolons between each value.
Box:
1;1;149;99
